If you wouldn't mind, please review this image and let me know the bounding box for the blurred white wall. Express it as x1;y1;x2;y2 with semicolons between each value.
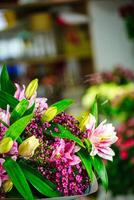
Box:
89;0;134;71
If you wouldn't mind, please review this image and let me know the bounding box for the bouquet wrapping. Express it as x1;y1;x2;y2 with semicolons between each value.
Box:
0;65;118;199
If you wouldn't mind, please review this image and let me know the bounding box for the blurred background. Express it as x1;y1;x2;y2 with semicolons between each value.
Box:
0;0;133;199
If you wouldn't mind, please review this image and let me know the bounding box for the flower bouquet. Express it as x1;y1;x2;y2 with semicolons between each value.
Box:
0;65;118;199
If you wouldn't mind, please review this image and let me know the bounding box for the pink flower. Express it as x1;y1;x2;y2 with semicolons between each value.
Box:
35;98;48;114
14;83;37;103
14;83;48;115
50;139;81;165
120;151;128;160
0;105;10;126
123;139;134;149
14;83;26;101
0;159;8;187
86;114;118;161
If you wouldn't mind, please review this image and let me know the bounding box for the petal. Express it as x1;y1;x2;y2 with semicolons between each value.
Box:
99;136;118;147
98;146;115;156
97;151;113;161
14;83;21;99
0;158;5;165
74;145;81;153
86;114;96;131
90;145;98;156
69;155;81;166
65;142;75;154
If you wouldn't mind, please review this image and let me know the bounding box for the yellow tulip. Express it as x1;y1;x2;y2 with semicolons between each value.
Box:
25;79;38;99
0;137;13;154
3;180;13;193
41;106;57;122
19;136;39;158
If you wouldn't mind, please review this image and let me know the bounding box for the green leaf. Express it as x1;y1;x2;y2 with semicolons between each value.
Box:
24;103;35;116
91;98;98;126
91;156;108;190
0;64;16;95
4;113;33;140
3;158;34;200
42;99;74;122
0;90;19;110
84;138;92;152
50;99;73;114
48;123;85;148
10;99;29;124
77;149;94;182
19;162;61;197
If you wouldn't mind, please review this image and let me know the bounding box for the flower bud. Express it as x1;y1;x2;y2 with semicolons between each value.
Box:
0;137;13;154
25;79;38;99
41;107;57;122
19;136;39;158
78;112;89;131
3;180;13;193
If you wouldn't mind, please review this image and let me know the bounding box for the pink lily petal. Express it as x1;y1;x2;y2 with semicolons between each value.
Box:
86;114;96;134
69;155;81;166
50;139;65;161
97;151;113;161
87;114;118;161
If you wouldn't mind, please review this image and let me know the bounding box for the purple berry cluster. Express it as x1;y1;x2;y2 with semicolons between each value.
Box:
25;113;90;196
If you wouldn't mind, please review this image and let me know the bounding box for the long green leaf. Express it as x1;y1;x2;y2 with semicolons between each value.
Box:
0;64;16;95
19;162;61;197
0;90;19;110
3;158;34;200
23;103;35;116
4;113;33;140
91;156;108;190
49;123;85;148
51;99;74;114
10;99;29;124
77;149;94;182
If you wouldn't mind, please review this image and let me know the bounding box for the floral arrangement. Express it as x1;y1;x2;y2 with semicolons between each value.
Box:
119;3;134;40
107;117;134;195
0;65;118;199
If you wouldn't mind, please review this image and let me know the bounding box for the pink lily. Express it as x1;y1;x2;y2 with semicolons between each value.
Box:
86;114;118;161
35;98;48;114
14;83;48;115
50;139;80;165
14;83;26;101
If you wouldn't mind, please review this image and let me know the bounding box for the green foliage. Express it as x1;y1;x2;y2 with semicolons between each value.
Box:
51;99;74;114
0;64;16;95
0;90;19;111
4;114;33;140
10;99;29;124
19;162;61;197
91;156;108;191
77;149;94;182
48;123;85;148
3;158;34;200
